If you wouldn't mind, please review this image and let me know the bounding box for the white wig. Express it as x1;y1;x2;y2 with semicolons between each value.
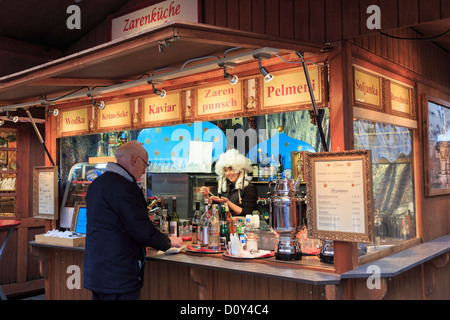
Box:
215;149;252;194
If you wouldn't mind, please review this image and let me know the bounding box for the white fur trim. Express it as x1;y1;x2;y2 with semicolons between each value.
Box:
216;149;252;192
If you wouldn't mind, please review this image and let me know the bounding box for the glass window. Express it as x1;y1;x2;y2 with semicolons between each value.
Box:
354;120;416;251
0;130;17;218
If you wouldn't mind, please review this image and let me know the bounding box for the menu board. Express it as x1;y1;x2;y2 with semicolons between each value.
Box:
33;166;58;220
305;150;374;243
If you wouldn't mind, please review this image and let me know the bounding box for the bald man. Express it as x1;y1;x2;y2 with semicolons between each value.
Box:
84;141;182;300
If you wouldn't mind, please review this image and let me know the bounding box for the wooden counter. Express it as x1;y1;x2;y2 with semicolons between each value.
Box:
29;234;450;300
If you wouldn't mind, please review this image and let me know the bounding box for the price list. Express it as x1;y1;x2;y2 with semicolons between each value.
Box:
38;171;55;215
313;159;365;234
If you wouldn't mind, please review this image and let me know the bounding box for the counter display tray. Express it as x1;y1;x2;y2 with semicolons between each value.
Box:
186;245;224;254
223;250;275;259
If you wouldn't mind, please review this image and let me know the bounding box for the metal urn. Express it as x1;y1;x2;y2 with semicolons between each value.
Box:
268;178;304;260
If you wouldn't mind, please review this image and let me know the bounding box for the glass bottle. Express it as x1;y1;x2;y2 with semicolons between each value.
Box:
277;154;284;179
200;200;210;248
208;204;220;250
258;151;264;181
161;203;169;236
219;205;229;250
169;197;179;237
262;154;268;181
252;156;259;181
191;202;201;248
224;203;234;235
237;218;246;252
270;154;278;180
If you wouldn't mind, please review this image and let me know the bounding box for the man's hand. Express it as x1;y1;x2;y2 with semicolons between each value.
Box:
169;236;183;247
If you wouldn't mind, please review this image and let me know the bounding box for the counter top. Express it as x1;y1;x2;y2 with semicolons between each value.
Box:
341;234;450;279
147;250;341;285
29;233;450;283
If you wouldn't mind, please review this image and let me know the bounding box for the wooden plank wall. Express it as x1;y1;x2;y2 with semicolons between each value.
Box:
201;0;450;42
351;27;450;90
66;0;450;89
141;260;327;300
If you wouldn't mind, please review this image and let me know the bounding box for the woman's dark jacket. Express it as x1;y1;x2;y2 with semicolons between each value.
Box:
219;181;257;216
83;164;171;294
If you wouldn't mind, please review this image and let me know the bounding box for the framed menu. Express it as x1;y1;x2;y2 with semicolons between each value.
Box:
33;166;58;220
305;150;374;243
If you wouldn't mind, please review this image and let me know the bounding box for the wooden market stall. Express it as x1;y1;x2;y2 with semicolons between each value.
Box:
0;0;449;300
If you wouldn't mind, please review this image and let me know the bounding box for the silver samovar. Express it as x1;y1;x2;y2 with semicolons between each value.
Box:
268;178;304;260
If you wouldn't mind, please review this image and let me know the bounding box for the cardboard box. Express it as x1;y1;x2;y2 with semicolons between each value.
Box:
35;234;86;247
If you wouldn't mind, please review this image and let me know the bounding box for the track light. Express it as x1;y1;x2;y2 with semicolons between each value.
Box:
47;108;59;116
219;62;238;85
151;83;166;98
6;111;18;123
259;66;273;82
253;53;274;82
224;72;238;85
220;63;238;84
90;96;106;110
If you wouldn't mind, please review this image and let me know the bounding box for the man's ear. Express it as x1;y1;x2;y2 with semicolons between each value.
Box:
130;154;139;166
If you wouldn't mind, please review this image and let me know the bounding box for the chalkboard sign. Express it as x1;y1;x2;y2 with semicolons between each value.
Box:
305;150;374;243
33;166;58;220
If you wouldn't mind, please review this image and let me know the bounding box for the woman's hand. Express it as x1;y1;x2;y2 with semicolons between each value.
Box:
210;195;228;204
200;186;210;197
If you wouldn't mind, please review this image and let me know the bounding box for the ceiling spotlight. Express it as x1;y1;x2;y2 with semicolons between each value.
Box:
47;109;59;116
253;53;274;82
224;72;238;85
259;66;273;82
94;100;106;109
90;96;106;110
219;62;238;85
6;111;18;123
152;84;166;98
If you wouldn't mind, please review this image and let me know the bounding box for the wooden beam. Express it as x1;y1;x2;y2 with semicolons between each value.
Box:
28;78;134;87
0;36;62;60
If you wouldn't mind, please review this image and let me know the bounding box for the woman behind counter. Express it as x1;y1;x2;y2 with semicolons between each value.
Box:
200;149;257;216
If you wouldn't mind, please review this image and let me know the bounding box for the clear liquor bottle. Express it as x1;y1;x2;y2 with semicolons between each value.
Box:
208;204;220;250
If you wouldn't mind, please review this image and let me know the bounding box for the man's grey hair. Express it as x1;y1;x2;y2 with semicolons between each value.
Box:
115;140;148;162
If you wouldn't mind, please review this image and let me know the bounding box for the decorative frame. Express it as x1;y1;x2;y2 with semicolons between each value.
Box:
57;105;91;138
33;166;59;220
260;65;327;113
353;67;383;112
422;94;450;196
70;201;87;233
140;90;184;127
305;150;374;243
193;80;244;122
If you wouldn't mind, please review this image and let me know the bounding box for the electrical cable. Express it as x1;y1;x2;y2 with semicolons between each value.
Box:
275;53;327;67
180;55;220;69
380;28;450;40
44;86;91;102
